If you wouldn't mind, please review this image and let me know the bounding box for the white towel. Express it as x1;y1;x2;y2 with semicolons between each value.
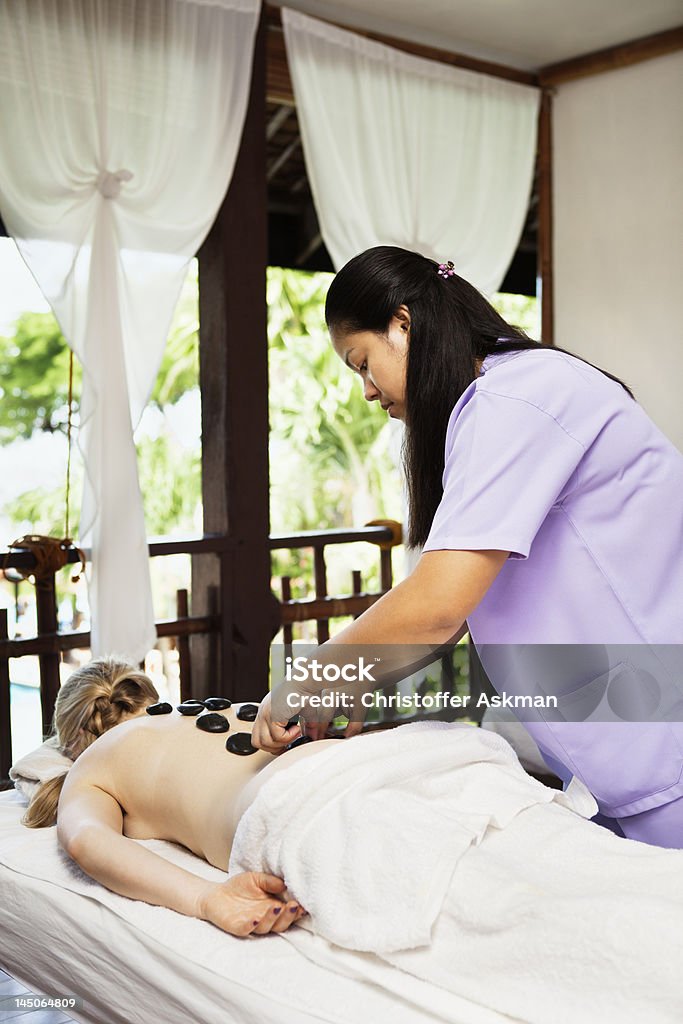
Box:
229;721;595;954
9;738;73;801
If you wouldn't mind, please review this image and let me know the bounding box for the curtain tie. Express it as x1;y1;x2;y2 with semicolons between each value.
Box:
96;168;133;199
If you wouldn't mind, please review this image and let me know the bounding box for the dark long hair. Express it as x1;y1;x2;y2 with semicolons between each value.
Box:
325;245;634;549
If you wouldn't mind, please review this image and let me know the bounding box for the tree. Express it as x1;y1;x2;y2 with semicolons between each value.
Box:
1;264;203;539
268;267;402;533
2;263;538;553
267;267;405;606
0;263;200;446
0;312;80;443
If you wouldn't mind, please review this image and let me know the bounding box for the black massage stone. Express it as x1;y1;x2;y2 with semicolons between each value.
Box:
146;702;172;716
177;700;205;716
286;715;300;729
204;697;232;711
196;712;230;734
286;735;313;750
226;732;257;756
236;703;259;722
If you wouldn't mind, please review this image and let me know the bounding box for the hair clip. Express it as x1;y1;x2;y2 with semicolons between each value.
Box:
437;261;456;278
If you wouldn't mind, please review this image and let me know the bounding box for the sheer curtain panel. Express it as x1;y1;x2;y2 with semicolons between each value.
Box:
0;0;261;661
282;7;539;294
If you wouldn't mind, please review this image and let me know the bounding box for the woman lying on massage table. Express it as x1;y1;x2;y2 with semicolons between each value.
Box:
23;657;334;937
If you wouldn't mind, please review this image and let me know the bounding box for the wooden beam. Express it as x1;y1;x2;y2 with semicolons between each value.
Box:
280;592;383;623
0;611;12;781
265;2;538;105
537;88;553;346
267;23;296;105
35;575;61;739
266;103;294;141
194;7;278;703
539;26;683;87
0;615;220;659
267;135;300;181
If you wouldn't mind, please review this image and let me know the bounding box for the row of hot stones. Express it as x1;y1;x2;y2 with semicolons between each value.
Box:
145;697;312;756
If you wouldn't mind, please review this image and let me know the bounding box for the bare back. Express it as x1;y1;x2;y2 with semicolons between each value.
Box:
59;704;340;871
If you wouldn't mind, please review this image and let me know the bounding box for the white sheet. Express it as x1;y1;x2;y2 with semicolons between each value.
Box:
232;722;683;1024
0;790;504;1024
231;722;595;953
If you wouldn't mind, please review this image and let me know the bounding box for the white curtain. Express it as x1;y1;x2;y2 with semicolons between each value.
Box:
0;0;261;661
553;51;683;452
282;7;539;294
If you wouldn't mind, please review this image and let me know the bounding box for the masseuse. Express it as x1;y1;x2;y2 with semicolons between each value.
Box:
252;245;683;850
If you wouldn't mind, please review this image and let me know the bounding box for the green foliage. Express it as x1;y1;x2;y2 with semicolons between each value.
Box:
1;262;202;540
0;312;81;444
3;473;81;538
267;267;405;601
149;265;199;408
491;292;540;338
136;431;201;536
1;265;539;616
3;429;200;539
268;267;402;533
0;263;200;447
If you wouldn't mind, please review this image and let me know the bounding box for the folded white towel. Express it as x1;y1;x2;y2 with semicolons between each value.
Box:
9;737;73;801
229;721;595;955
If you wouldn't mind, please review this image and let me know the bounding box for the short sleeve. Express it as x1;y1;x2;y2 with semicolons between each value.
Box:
422;390;586;559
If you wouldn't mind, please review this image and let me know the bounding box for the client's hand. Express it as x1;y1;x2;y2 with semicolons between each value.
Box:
251;692;302;754
199;872;306;936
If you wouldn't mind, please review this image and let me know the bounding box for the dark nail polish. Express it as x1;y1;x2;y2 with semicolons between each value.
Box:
289;906;297;913
273;907;281;914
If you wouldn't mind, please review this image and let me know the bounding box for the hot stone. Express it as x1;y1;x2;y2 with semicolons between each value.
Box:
236;703;259;722
196;713;230;734
146;702;172;716
204;697;232;711
226;733;257;756
177;701;205;716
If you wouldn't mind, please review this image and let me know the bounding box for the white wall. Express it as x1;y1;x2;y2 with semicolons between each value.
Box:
553;50;683;451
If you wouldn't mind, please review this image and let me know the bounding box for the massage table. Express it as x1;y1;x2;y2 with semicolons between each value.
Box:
2;722;682;1024
0;788;504;1024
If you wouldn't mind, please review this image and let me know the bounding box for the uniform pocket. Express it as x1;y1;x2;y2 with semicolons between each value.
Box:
541;661;683;814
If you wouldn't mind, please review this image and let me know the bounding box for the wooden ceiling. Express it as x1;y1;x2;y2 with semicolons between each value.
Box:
264;7;540;293
264;7;680;292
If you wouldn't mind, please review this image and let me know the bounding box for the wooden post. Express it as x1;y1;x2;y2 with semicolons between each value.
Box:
32;587;59;735
280;576;293;648
192;8;277;702
34;577;61;738
313;547;329;644
351;570;362;621
0;610;12;781
176;588;192;703
537;87;554;346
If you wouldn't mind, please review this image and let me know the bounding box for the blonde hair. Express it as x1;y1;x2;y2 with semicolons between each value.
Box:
23;657;159;829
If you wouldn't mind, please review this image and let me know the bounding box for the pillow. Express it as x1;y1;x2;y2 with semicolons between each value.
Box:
9;736;73;802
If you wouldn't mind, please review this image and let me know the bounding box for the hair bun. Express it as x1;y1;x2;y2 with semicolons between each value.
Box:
110;680;136;709
110;674;154;710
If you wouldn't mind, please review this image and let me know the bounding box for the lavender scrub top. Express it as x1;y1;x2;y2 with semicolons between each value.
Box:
422;347;683;818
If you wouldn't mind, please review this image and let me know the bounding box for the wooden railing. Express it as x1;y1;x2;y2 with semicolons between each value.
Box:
0;522;404;781
270;518;402;645
0;524;558;792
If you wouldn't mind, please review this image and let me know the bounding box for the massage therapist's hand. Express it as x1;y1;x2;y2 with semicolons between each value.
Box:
251;692;302;754
198;871;307;936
